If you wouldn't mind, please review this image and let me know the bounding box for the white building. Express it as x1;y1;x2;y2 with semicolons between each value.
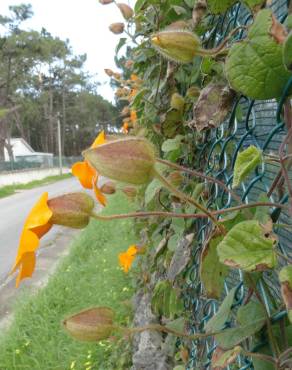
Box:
4;138;53;167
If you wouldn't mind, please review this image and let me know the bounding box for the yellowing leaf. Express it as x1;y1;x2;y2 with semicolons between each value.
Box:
217;220;277;272
200;234;229;299
232;146;262;188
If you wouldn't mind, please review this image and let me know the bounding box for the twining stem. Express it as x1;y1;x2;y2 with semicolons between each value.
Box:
127;323;220;340
156;158;243;204
246;274;280;358
90;202;287;222
154;169;221;227
197;25;247;57
123;325;276;364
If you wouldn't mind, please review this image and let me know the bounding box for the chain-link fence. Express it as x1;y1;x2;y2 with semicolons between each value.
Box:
183;1;291;369
0;156;81;173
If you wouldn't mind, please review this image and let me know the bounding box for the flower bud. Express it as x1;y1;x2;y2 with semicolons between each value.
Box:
47;193;94;229
63;307;115;342
109;22;125;34
99;0;114;4
170;93;185;111
122;186;137;199
151;30;201;63
117;3;134;20
100;181;116;194
83;137;156;185
104;68;114;77
186;86;200;98
167;171;183;187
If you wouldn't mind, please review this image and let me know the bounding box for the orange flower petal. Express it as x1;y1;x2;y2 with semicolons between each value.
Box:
24;192;52;230
130;110;137;123
15;252;36;288
12;192;53;287
93;173;107;206
72;161;96;189
91;131;106;148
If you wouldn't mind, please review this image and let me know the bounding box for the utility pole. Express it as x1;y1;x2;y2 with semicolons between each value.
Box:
57;112;63;175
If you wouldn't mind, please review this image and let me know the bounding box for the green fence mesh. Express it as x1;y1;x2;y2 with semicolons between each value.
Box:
183;1;291;369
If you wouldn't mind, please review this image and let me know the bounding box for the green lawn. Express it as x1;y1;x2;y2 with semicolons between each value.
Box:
0;193;137;370
0;173;72;198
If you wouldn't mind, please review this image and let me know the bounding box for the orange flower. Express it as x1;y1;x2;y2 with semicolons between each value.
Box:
11;193;53;287
118;245;138;273
130;74;139;81
130;110;137;123
12;192;95;287
129;88;138;99
122;121;129;134
72;132;106;206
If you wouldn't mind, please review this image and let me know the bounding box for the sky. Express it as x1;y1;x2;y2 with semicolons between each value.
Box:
0;0;134;102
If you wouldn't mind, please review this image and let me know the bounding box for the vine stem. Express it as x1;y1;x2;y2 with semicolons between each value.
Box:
156;158;242;204
126;323;220;340
276;250;292;264
90;202;287;222
197;25;247;57
246;274;280;358
154;168;221;227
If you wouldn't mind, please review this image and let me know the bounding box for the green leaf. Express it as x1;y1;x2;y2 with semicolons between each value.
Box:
172;5;187;15
151;281;183;319
200;234;229;299
243;0;266;11
206;0;237;14
161;109;184;138
134;0;146;13
211;346;242;369
232;146;262;188
215;318;265;349
145;178;162;204
237;301;265;326
283;31;292;71
161;135;184;152
279;265;292;323
168;233;194;282
167;234;180;252
226;9;292;100
205;286;237;332
217;220;277;272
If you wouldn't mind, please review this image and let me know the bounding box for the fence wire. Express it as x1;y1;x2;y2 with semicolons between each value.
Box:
183;1;291;369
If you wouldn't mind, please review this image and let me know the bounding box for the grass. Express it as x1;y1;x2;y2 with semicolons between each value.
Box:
0;193;138;370
0;173;72;198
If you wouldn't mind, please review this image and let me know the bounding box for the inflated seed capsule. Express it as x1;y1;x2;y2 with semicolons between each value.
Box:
151;29;201;63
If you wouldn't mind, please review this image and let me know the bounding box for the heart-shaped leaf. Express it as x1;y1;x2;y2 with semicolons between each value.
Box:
226;9;291;100
232;145;262;188
200;234;229;299
206;0;237;14
217;220;277;272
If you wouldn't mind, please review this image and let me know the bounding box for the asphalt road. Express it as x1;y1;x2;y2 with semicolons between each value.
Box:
0;177;85;282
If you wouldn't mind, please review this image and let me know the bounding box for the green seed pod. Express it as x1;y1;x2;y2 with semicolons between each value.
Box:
83;137;156;185
48;193;94;229
151;29;201;63
170;93;185;111
63;307;115;342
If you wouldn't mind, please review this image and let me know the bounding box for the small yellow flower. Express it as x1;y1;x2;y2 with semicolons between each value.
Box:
122;121;129;134
72;131;106;206
118;245;138;273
